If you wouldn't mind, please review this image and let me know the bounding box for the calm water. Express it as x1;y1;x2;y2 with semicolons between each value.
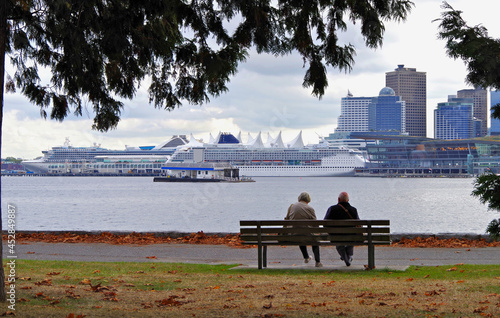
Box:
1;176;497;234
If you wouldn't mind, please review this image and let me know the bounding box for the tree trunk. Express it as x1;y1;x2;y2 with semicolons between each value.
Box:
0;0;8;303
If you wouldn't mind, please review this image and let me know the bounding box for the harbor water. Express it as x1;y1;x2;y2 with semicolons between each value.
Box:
1;176;498;235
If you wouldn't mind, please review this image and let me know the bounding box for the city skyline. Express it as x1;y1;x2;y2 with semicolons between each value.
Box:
3;0;500;159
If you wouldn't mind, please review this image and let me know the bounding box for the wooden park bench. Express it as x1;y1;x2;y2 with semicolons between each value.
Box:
240;220;390;269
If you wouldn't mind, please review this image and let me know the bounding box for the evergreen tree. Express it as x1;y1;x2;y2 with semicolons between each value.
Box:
436;1;500;240
0;0;414;301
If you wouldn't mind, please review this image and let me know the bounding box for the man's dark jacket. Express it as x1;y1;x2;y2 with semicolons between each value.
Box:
324;202;359;220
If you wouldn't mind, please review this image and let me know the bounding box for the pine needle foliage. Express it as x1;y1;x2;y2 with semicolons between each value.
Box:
3;0;414;132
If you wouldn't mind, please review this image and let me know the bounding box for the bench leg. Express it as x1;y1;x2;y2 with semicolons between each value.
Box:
258;244;262;269
368;243;375;270
263;245;267;268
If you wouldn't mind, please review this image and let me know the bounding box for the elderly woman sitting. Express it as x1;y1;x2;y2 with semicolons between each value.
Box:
285;192;322;267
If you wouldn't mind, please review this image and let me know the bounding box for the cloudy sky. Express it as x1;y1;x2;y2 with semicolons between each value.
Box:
3;0;500;159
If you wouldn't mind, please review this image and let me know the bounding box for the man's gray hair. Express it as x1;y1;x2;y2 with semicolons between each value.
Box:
298;192;311;203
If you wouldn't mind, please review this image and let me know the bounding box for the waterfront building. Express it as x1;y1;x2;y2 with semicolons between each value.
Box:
434;96;475;140
368;87;406;133
491;90;500;136
335;88;406;135
1;160;25;174
385;65;427;137
355;134;500;175
335;91;373;133
457;87;487;137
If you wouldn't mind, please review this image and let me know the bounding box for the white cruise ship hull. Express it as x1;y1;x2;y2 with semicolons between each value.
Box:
237;165;356;177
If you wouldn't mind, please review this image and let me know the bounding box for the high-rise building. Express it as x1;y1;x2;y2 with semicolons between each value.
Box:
490;90;500;136
434;96;475;140
335;91;373;134
386;65;427;137
457;87;487;137
368;87;406;133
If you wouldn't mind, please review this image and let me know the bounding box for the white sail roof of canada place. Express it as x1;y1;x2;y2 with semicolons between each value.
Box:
174;131;307;149
185;133;204;147
246;133;255;145
247;132;264;148
208;133;215;144
287;131;304;148
265;131;285;148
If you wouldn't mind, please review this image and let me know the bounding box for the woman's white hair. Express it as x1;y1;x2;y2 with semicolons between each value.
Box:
298;192;311;203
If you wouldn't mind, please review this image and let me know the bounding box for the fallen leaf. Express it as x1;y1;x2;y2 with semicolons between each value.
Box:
35;279;52;286
47;272;60;276
65;290;81;299
473;306;489;313
425;290;440;296
79;279;91;285
156;295;186;307
263;302;273;309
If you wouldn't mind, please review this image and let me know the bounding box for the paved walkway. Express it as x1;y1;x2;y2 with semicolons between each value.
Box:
6;242;500;271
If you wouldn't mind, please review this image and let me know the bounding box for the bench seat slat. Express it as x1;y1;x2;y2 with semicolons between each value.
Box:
241;241;391;246
240;227;390;235
240;235;390;243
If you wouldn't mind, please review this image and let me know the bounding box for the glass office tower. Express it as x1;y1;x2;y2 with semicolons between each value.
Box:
368;87;406;133
434;96;474;140
457;87;488;137
491;90;500;136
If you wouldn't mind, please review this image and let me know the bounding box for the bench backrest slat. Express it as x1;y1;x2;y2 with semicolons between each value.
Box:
240;220;389;226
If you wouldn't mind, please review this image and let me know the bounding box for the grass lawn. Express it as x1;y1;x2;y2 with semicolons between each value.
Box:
2;260;499;317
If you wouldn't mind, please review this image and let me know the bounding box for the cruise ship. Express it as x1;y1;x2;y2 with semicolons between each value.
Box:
167;132;366;177
22;136;188;174
22;132;367;176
